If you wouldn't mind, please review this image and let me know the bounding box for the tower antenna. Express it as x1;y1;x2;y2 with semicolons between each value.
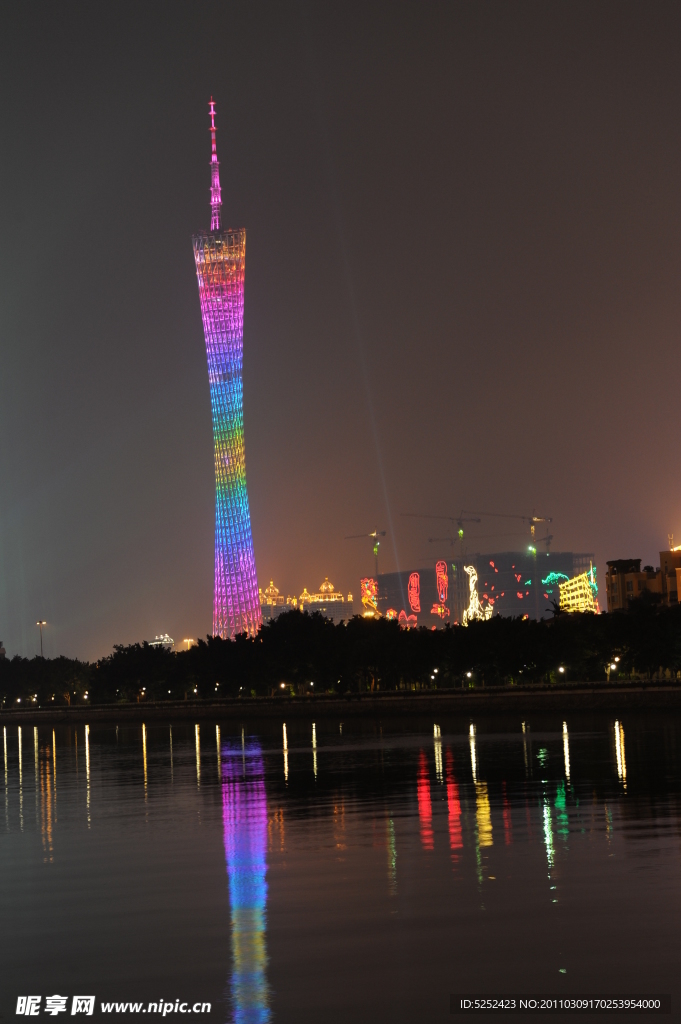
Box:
209;97;222;231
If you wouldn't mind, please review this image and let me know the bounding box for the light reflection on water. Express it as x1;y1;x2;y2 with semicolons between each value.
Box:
0;713;680;1023
222;741;270;1024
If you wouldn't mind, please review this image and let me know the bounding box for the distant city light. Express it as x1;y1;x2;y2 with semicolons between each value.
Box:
558;667;565;674
466;672;472;679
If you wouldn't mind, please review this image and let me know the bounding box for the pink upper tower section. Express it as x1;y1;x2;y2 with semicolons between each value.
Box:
209;97;222;231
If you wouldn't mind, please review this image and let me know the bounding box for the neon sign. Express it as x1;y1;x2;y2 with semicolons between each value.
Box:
360;577;380;617
435;560;448;604
398;609;418;629
408;572;421;613
462;565;493;626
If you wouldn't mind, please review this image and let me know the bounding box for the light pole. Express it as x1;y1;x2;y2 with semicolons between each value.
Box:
36;620;46;658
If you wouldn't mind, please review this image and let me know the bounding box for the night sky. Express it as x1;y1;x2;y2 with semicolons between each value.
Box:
2;2;681;659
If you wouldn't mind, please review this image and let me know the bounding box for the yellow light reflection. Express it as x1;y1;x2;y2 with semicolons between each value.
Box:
169;725;173;782
34;727;39;829
283;723;288;782
52;729;56;792
3;726;7;829
85;724;90;826
521;721;530;777
387;816;397;896
475;782;493;847
268;805;286;854
615;720;626;788
563;721;570;781
40;744;54;863
434;735;443;784
195;724;201;786
18;726;23;832
85;724;91;827
312;722;317;779
142;723;148;797
216;724;221;779
469;723;477;783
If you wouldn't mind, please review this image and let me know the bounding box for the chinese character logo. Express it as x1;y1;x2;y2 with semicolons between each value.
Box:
16;997;41;1016
71;998;95;1016
435;560;448;604
45;997;68;1016
408;572;420;613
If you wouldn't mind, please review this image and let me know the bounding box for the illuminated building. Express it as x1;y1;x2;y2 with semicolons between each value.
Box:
300;578;354;624
260;578;353;624
558;566;598;613
659;549;681;605
148;633;174;649
377;551;594;625
193;99;261;639
605;559;662;611
259;580;286;622
221;740;270;1022
605;549;681;610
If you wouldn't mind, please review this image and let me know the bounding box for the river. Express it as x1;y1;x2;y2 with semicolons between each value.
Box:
1;713;678;1021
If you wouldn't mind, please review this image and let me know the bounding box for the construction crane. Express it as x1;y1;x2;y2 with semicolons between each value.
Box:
345;529;386;578
460;510;553;549
402;511;481;556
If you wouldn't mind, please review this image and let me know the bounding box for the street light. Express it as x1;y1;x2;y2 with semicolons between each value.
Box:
36;621;47;658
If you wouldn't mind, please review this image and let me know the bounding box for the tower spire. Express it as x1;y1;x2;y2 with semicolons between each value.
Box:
209;97;222;231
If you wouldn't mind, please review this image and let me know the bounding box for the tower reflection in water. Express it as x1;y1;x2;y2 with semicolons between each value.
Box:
221;740;270;1024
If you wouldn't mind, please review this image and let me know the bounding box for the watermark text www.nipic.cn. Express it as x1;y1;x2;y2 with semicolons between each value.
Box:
16;999;212;1016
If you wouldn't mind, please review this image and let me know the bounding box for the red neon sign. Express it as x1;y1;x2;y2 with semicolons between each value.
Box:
435;560;448;604
408;572;421;613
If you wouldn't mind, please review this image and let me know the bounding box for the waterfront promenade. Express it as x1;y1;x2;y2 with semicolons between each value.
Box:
2;682;681;724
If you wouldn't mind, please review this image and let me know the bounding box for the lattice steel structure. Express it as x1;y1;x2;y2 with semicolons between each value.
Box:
193;99;261;638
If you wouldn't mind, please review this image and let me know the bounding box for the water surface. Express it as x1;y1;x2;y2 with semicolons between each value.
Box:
1;713;679;1021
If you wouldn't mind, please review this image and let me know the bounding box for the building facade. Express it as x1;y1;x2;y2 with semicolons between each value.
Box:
376;550;595;625
193;100;261;639
260;578;353;625
606;550;681;611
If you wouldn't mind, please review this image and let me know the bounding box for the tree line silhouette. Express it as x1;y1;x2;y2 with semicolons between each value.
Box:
2;596;681;707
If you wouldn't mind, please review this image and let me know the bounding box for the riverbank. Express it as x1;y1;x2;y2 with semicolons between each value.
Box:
2;682;681;724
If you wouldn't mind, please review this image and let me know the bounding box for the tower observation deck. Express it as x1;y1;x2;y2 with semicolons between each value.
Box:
192;99;261;638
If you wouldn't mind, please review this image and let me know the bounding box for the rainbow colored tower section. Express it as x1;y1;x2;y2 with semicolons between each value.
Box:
222;741;270;1023
193;100;261;638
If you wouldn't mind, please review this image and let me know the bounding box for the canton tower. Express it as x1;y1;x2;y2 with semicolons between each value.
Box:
193;99;261;638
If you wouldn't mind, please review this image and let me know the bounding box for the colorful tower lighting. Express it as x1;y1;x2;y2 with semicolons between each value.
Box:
222;741;270;1022
193;99;261;638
